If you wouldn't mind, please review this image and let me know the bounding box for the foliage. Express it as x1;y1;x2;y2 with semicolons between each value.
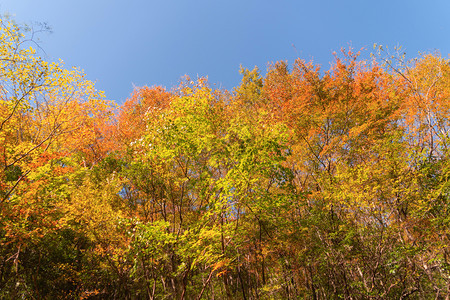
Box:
1;18;450;299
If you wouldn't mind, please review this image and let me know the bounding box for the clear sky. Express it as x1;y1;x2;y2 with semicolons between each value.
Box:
1;0;450;103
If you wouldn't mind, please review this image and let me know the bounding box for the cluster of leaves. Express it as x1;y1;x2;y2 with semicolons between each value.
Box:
1;18;450;299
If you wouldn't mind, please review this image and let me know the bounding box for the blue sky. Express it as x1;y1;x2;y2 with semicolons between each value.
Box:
1;0;450;103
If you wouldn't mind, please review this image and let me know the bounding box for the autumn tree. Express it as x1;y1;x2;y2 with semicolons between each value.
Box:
0;18;114;298
1;16;450;299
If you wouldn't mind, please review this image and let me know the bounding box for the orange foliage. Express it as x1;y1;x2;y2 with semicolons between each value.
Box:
110;86;173;153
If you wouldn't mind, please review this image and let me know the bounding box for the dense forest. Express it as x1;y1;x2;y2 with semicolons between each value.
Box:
1;18;450;299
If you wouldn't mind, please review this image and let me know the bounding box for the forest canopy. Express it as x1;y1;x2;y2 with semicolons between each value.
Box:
1;18;450;299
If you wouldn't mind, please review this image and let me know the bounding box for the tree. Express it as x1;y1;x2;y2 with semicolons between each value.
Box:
0;17;114;298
